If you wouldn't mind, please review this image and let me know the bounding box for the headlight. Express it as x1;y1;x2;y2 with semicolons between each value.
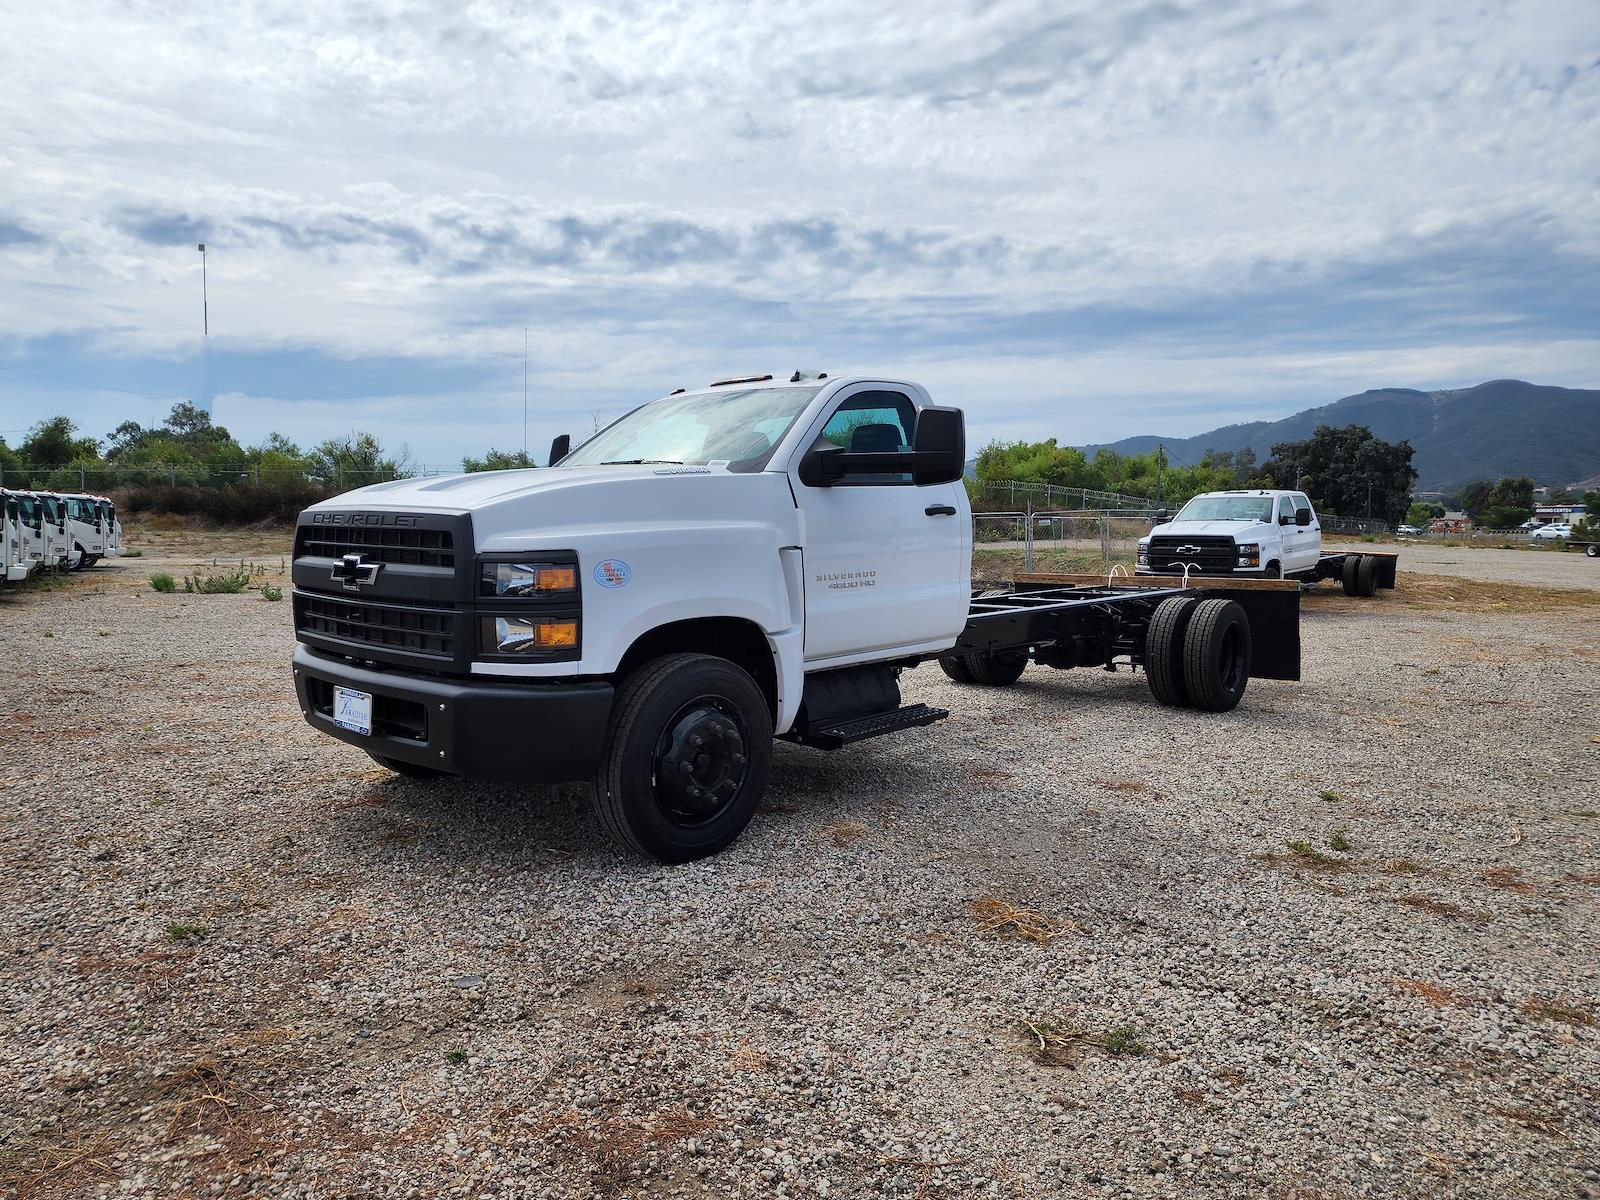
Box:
1136;543;1148;563
481;616;578;654
481;561;578;597
1236;543;1261;566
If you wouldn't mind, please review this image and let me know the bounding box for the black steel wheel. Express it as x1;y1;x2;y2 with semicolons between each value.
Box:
593;653;772;862
962;649;1028;687
1341;554;1362;596
938;656;975;683
367;752;449;779
1357;553;1379;597
1144;594;1199;707
1182;598;1252;712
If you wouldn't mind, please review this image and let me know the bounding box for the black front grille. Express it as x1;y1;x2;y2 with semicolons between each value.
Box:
1148;535;1239;573
295;523;455;568
296;593;457;660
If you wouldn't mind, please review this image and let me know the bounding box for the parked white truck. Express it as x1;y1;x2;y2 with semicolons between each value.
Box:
292;374;1302;860
2;489;34;581
1138;489;1396;597
15;491;72;572
59;492;109;567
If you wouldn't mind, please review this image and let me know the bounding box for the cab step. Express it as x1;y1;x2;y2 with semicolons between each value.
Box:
807;703;949;750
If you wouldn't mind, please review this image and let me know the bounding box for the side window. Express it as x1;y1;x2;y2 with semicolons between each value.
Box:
1293;493;1314;522
819;390;916;485
1277;496;1296;524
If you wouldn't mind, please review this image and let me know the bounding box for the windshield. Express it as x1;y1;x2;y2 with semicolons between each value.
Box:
1174;494;1273;522
560;386;821;470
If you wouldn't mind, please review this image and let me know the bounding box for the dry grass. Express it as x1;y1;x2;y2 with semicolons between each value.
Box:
1520;997;1594;1027
1490;1105;1562;1135
970;897;1070;945
1019;1017;1146;1066
1480;866;1535;895
1387;978;1474;1007
1394;894;1474;920
1390;573;1600;614
824;819;867;848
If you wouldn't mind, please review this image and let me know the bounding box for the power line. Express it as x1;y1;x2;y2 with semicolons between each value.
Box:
0;363;183;401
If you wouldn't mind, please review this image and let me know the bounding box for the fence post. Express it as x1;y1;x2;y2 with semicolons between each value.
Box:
169;465;176;487
1024;495;1034;573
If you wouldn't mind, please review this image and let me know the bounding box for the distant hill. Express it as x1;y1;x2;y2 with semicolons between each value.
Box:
1079;380;1599;491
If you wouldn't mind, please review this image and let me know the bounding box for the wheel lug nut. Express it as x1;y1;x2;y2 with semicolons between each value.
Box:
679;761;694;774
689;735;702;747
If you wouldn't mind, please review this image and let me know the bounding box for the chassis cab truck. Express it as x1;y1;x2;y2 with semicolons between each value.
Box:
59;493;108;567
292;375;1300;860
1;490;34;581
17;492;70;571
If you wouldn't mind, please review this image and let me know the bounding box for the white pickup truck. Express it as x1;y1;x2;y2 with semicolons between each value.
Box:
292;374;1302;860
1138;488;1396;597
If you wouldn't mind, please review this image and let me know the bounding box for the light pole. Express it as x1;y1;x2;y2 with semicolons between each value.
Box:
198;243;208;336
523;326;529;460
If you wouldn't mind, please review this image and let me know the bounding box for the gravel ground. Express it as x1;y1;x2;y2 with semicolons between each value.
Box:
1349;542;1600;590
3;533;1598;1200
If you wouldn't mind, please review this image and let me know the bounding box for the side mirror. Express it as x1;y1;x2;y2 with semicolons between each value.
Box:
548;433;571;465
1153;509;1171;525
798;406;965;487
1295;507;1312;526
1278;513;1292;526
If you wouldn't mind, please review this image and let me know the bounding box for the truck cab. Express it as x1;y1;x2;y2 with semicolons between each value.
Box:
93;496;123;557
17;492;71;571
1138;489;1320;580
292;374;1299;860
2;489;35;581
59;492;108;567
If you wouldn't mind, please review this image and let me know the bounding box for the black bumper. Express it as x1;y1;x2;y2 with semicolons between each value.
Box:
292;644;613;782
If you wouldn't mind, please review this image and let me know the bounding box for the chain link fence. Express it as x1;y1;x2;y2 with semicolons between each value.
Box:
0;461;465;491
971;509;1152;584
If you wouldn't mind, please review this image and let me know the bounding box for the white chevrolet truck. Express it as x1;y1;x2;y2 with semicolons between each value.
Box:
293;374;1302;860
1138;488;1396;597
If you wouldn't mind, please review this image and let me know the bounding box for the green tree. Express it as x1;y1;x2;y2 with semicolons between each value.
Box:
20;416;100;469
308;433;412;489
1261;425;1417;524
463;448;536;472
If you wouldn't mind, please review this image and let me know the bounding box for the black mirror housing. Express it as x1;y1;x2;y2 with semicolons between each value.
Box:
1154;509;1171;525
548;433;571;465
797;405;965;487
1295;507;1312;526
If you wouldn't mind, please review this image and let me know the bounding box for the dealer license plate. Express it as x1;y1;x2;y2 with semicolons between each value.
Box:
333;686;373;736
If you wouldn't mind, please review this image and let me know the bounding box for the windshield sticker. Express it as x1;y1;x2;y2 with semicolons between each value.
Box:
594;559;632;588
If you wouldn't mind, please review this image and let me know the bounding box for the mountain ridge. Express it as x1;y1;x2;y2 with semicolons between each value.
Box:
1078;380;1598;490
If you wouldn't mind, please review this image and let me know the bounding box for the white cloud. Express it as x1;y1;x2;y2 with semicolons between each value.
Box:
1;0;1596;462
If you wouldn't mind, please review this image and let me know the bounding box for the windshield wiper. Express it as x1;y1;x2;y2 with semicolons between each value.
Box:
599;459;685;466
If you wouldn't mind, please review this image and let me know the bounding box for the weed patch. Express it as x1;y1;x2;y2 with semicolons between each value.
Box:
1327;828;1352;852
1387;978;1473;1007
260;582;284;601
1520;997;1593;1027
1020;1016;1147;1066
148;572;176;593
824;819;866;848
971;897;1070;944
167;921;208;941
183;568;253;594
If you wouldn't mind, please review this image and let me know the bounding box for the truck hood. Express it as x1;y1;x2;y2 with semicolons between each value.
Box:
307;464;800;553
1145;520;1273;541
308;464;701;514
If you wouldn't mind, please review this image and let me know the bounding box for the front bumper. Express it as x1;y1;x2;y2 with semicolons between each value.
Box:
292;644;613;782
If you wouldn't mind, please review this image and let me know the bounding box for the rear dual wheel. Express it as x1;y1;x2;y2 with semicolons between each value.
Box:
1144;595;1251;712
1341;554;1379;597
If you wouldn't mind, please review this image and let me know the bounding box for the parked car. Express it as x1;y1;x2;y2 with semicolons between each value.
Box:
1396;524;1421;536
1531;523;1572;541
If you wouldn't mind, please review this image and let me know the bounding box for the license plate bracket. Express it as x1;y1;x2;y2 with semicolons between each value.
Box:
333;686;373;736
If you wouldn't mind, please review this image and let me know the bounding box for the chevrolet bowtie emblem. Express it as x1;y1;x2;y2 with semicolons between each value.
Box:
331;553;381;591
1175;544;1201;554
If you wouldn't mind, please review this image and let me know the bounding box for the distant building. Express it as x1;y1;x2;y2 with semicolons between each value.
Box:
1431;511;1472;533
1534;503;1586;525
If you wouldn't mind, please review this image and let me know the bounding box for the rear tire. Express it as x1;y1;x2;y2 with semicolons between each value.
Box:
1586;543;1598;558
938;656;975;683
367;752;449;779
1182;599;1252;711
962;649;1028;686
1144;594;1199;707
593;653;772;862
1341;554;1362;596
1357;554;1379;597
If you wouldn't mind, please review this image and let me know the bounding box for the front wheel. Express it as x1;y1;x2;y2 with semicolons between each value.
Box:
593;653;772;862
1586;543;1599;558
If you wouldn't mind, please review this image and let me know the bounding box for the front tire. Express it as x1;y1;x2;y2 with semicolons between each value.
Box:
1586;543;1598;558
1182;599;1251;711
593;653;772;862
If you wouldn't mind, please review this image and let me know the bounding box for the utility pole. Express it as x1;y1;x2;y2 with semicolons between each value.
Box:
1366;481;1373;519
198;244;208;336
1155;444;1163;507
523;327;529;460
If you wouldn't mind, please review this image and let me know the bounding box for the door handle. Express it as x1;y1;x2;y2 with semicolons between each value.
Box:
925;504;957;517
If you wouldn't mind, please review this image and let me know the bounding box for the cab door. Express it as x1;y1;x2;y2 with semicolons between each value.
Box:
790;386;970;662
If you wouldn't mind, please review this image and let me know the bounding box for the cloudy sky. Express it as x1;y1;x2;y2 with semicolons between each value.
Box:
2;0;1597;468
